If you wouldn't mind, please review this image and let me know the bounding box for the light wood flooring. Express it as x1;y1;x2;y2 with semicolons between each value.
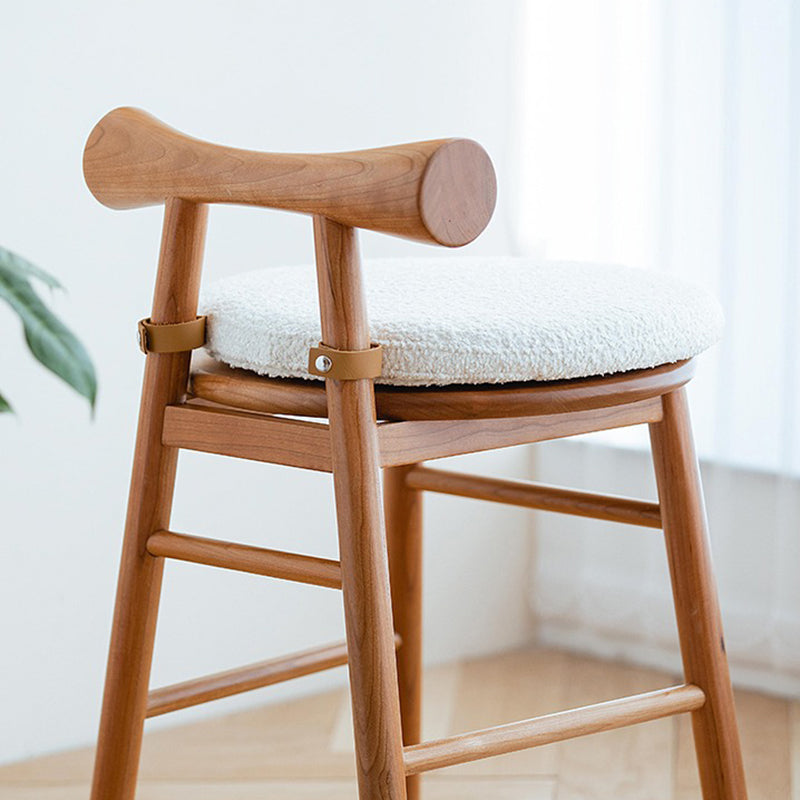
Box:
0;648;794;799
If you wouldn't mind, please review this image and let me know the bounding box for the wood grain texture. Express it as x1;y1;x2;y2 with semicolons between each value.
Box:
378;397;663;467
555;656;677;800
79;105;746;799
385;465;425;800
83;107;496;246
189;356;331;416
404;684;705;775
189;355;695;421
313;216;407;800
676;689;791;800
163;395;659;474
1;649;786;796
330;664;461;756
0;779;555;800
146;641;352;718
145;530;342;588
446;650;569;777
405;466;662;528
650;389;748;800
162;403;333;471
139;691;356;781
90;199;208;800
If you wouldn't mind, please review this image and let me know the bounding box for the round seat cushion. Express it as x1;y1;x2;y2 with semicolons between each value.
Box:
200;257;722;386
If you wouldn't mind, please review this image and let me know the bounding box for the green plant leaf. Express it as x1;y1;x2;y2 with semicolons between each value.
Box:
0;266;96;410
0;245;63;289
0;391;11;413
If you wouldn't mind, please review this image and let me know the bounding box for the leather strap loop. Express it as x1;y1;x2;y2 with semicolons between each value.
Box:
308;342;383;380
138;316;207;355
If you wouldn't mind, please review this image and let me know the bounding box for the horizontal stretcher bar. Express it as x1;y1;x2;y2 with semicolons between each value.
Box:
146;530;342;589
146;641;350;717
405;467;662;529
403;683;705;774
161;396;663;472
146;634;403;718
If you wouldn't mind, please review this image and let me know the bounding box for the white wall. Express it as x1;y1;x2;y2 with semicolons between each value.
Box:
0;0;532;765
531;434;800;698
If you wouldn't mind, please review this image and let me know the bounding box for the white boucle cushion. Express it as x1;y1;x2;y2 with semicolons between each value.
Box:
200;257;723;386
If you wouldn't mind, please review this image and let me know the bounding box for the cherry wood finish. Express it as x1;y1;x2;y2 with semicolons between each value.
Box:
162;395;663;473
8;650;785;799
162;403;334;471
190;355;695;421
650;390;748;799
378;396;663;467
146;530;343;589
405;466;662;528
84;108;495;246
90;199;208;800
86;109;746;800
385;465;425;800
146;641;353;718
403;683;707;775
190;357;333;416
313;216;408;800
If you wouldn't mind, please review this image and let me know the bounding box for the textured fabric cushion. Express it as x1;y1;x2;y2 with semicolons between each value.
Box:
200;257;723;386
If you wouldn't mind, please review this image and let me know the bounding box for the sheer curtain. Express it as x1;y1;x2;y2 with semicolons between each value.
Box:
515;0;800;693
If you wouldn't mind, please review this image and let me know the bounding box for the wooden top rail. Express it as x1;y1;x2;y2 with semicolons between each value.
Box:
83;107;497;246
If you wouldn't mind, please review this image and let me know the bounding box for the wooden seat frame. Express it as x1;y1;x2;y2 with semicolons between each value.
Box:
84;108;747;800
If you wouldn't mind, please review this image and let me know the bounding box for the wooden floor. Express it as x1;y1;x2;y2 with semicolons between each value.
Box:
1;648;794;799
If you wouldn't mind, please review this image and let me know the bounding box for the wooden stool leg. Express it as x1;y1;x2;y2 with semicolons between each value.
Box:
91;199;207;800
90;430;169;800
385;465;424;800
649;388;747;800
316;215;407;800
328;384;407;800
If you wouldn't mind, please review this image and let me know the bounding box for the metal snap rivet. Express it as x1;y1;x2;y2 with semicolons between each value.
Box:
315;354;333;373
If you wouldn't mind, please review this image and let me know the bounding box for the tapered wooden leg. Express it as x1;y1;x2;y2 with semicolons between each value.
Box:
328;382;408;800
385;465;423;800
315;215;407;800
91;200;207;800
89;419;169;800
649;389;747;800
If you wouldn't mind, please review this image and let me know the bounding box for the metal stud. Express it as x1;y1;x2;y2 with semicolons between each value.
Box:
315;354;333;373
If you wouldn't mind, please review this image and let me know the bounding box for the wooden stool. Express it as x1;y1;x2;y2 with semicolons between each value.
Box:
84;108;747;800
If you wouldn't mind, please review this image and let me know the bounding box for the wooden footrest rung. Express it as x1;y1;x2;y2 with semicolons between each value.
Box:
146;634;403;717
403;683;705;774
146;530;342;589
405;466;662;529
146;641;351;718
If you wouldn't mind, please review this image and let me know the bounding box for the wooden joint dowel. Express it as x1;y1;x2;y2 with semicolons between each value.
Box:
146;530;342;589
405;466;662;529
403;683;706;775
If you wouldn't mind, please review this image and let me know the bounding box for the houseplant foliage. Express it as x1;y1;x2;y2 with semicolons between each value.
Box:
0;245;96;413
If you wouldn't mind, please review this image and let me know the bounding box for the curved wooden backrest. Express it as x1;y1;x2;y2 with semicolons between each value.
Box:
83;107;497;246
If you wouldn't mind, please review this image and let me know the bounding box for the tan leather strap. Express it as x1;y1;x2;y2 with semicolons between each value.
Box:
138;316;207;355
308;342;383;380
